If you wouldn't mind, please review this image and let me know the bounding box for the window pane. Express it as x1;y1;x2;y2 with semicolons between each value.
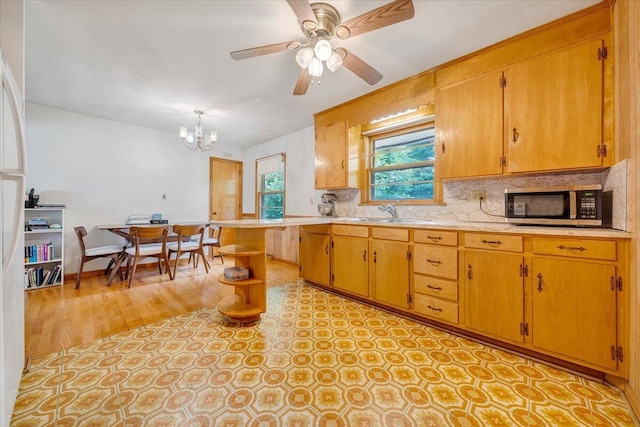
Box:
263;172;284;192
261;193;283;219
372;182;434;200
368;123;436;202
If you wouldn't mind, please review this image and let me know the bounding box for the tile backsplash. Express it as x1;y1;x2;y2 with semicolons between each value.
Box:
330;163;628;231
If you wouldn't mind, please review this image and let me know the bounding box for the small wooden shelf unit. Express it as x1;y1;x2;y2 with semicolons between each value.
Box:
217;231;267;322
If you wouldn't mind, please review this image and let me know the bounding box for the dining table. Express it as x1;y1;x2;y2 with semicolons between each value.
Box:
97;221;213;244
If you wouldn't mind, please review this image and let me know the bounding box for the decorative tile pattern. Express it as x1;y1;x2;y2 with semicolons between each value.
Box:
12;282;638;426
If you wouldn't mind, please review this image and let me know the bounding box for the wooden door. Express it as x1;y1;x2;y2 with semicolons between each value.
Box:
209;157;242;245
436;70;504;179
332;235;368;297
532;257;617;370
371;239;410;309
299;232;330;286
315;121;347;189
507;39;605;172
464;251;524;343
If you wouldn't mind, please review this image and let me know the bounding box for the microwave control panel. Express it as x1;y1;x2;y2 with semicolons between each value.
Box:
577;191;599;219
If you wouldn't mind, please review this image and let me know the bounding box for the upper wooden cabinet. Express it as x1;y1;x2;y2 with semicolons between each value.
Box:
315;120;348;189
507;39;609;173
436;71;504;179
437;38;611;179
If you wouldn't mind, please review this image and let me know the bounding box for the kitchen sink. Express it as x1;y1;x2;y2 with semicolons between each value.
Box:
347;217;430;224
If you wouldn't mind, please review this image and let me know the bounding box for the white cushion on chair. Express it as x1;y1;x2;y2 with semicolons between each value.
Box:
201;237;219;245
86;245;123;256
126;243;164;256
167;241;199;251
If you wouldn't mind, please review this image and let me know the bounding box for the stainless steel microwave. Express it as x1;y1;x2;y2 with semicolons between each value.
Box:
504;185;612;227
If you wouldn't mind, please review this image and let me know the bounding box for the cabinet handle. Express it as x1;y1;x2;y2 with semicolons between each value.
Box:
427;305;443;312
426;259;442;265
556;245;586;252
341;160;345;169
427;285;443;291
441;143;445;154
467;264;473;280
512;127;519;143
537;273;543;293
373;251;377;263
481;239;502;246
325;245;329;254
363;250;367;261
427;236;442;242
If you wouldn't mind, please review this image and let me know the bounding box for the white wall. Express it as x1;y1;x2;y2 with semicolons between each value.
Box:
243;126;324;217
25;103;244;274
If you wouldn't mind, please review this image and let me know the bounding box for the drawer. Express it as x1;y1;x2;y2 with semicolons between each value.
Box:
301;224;331;234
464;233;523;252
413;245;458;280
414;275;458;302
332;224;369;238
532;237;616;261
414;294;458;324
371;227;409;242
414;229;458;246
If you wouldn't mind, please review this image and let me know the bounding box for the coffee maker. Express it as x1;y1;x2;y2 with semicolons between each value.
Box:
317;193;338;217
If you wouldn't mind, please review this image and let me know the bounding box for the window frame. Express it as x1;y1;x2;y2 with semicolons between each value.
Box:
255;153;286;219
362;117;441;205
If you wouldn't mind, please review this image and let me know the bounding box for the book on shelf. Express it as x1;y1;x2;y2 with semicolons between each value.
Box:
24;242;54;263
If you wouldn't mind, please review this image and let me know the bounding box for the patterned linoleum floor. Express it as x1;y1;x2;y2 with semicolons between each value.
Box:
11;281;638;427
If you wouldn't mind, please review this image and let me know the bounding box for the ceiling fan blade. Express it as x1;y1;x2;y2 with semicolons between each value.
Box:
230;42;296;60
336;48;383;86
293;68;311;95
338;0;415;39
286;0;317;26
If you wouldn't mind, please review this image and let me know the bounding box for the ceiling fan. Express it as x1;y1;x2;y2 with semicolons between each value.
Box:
230;0;415;95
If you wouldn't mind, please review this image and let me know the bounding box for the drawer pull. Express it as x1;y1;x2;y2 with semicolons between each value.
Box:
426;259;442;265
556;245;587;252
427;285;443;291
467;264;473;280
427;236;442;242
427;305;443;312
481;239;502;245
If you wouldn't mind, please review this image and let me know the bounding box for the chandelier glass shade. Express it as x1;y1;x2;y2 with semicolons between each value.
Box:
295;38;342;78
179;110;217;151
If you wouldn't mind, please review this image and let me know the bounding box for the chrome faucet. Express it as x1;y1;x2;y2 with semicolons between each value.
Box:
379;204;397;219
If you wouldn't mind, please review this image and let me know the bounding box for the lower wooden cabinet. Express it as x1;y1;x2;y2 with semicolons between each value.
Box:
371;238;410;309
332;234;369;297
464;250;525;343
299;227;330;286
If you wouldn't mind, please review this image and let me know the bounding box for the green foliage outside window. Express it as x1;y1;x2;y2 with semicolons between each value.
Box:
370;126;435;201
260;171;284;219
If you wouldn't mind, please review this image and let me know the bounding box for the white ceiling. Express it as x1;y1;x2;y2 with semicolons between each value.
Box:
25;0;600;148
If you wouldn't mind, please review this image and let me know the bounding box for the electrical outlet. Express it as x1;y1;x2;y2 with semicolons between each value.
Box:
162;193;167;200
471;190;486;202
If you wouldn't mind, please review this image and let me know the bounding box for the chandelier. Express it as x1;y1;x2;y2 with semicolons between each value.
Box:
294;38;343;81
179;110;217;151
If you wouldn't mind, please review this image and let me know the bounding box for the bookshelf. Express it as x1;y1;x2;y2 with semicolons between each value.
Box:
24;207;65;289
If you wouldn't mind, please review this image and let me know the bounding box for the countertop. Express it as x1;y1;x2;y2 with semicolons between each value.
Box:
214;217;631;239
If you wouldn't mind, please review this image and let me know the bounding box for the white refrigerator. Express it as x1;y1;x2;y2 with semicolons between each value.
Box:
0;50;26;427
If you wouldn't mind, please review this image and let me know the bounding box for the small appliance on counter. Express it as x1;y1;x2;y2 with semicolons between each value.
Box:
317;193;338;217
505;185;612;227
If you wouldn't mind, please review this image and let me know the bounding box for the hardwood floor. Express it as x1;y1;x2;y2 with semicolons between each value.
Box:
23;257;299;363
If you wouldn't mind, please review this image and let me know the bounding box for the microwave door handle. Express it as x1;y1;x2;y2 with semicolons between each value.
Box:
569;191;577;219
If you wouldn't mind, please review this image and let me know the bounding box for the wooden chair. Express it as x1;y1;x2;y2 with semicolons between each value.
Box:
191;224;224;265
73;225;126;289
109;225;170;288
167;224;210;279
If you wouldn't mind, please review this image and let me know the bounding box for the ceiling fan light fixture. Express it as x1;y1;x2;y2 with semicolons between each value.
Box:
326;50;343;72
308;57;323;77
295;47;314;69
314;39;333;61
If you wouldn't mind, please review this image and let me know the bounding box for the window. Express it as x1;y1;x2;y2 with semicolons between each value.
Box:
256;153;285;219
366;122;436;202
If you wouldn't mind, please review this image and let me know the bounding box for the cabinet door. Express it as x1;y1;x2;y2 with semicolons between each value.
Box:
464;251;524;343
371;239;410;309
507;39;605;172
532;257;617;370
436;71;504;179
332;235;368;297
315;121;346;189
299;233;330;286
